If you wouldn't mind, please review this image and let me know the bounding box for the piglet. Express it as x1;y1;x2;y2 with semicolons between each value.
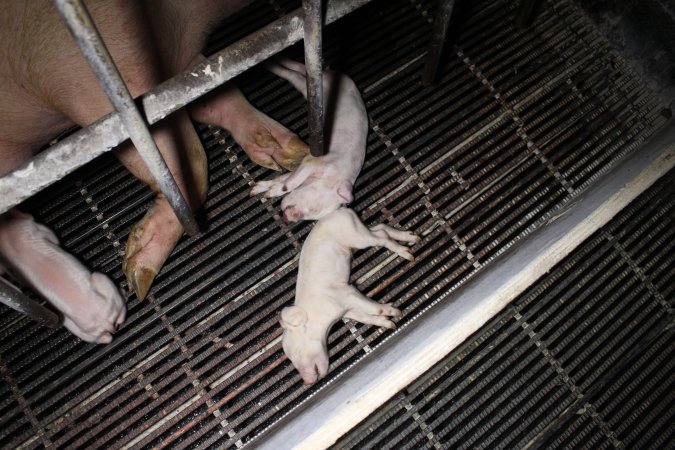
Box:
0;210;125;343
251;59;368;221
280;208;419;384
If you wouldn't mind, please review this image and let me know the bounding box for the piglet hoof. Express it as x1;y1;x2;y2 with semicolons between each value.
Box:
403;232;421;245
399;250;415;262
345;301;402;330
250;177;291;198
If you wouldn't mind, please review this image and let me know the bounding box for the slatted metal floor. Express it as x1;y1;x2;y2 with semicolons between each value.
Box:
0;0;670;448
335;167;675;450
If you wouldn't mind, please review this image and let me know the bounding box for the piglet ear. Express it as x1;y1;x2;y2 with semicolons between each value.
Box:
280;306;308;329
336;181;353;204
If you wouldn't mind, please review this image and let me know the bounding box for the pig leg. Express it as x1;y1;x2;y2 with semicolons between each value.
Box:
266;59;310;98
369;224;421;245
250;158;317;197
189;80;310;171
345;224;417;262
0;210;125;343
334;211;417;260
116;111;207;299
341;287;401;330
144;0;310;172
22;1;209;300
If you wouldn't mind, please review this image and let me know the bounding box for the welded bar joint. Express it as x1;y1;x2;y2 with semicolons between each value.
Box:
51;0;199;236
422;0;456;86
303;0;325;156
0;280;60;328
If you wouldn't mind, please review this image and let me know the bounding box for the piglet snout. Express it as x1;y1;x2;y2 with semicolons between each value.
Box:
298;354;329;385
281;206;301;223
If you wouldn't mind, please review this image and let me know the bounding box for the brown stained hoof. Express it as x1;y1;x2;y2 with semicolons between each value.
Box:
124;262;157;301
122;217;158;301
277;136;310;171
249;133;310;172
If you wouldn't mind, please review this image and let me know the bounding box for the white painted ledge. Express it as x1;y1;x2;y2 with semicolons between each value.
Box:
255;121;675;450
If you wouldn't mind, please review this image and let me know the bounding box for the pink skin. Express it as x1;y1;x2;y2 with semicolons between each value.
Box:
0;211;125;343
0;0;308;342
280;208;420;384
251;59;368;222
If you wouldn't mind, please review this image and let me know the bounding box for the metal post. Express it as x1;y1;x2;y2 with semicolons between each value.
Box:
0;279;60;328
303;0;326;157
516;0;540;29
421;0;456;86
52;0;199;236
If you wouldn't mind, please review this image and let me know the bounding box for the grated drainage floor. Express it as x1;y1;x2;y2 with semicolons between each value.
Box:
0;0;669;448
334;167;675;450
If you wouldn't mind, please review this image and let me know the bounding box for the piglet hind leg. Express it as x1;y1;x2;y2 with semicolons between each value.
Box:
0;210;125;343
336;210;420;261
342;287;402;330
368;224;420;262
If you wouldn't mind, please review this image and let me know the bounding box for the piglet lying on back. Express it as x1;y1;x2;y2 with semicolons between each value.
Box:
251;59;367;222
280;208;419;384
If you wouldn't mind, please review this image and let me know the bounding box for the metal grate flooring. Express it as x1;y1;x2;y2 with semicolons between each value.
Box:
0;0;669;448
334;167;675;450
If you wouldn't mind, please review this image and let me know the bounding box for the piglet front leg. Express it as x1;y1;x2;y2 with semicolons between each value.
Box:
0;210;125;343
249;157;317;198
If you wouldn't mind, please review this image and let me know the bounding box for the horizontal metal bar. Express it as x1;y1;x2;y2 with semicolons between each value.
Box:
0;279;60;328
303;0;325;156
0;0;372;215
252;121;675;449
52;0;199;236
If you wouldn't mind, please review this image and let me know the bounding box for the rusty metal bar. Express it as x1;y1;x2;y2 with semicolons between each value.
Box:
303;0;325;156
0;278;60;328
51;0;199;236
516;0;540;29
0;0;372;216
422;0;456;86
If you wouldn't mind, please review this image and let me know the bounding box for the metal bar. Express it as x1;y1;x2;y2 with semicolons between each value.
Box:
0;278;60;328
51;0;199;236
0;0;371;216
516;0;540;29
421;0;456;86
303;0;325;156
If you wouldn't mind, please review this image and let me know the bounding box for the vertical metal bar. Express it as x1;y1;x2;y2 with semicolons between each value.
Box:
303;0;325;157
52;0;199;236
0;279;60;328
516;0;540;29
422;0;456;86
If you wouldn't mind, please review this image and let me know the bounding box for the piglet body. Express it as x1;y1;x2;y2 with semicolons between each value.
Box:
280;208;419;384
251;60;368;221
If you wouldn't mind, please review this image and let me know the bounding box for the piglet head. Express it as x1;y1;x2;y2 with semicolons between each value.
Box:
280;305;330;384
280;180;353;222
